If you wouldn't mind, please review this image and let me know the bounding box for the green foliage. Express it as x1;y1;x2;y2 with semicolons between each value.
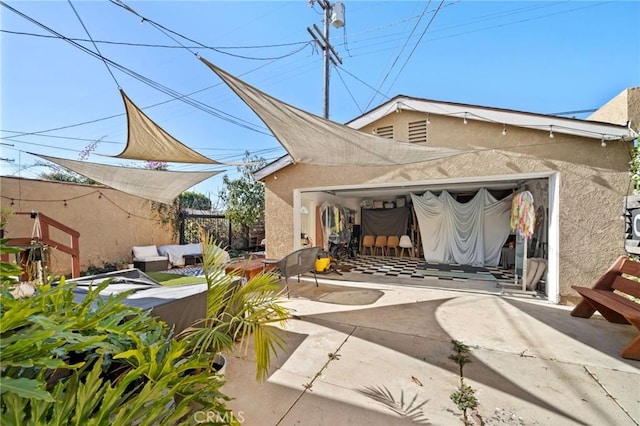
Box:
218;152;265;231
450;384;478;413
179;230;290;381
449;339;478;425
0;238;23;286
149;191;214;239
147;272;206;286
0;241;238;425
179;191;212;210
80;260;117;276
1;206;15;228
631;144;640;194
37;170;97;185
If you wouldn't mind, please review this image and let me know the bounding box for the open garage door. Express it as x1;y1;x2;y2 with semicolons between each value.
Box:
294;172;558;303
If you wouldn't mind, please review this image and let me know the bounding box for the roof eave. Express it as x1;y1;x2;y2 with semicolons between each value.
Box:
349;96;638;141
253;154;294;181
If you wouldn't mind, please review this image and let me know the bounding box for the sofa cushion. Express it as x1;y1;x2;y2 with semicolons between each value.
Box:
132;245;161;260
136;255;168;262
183;243;202;255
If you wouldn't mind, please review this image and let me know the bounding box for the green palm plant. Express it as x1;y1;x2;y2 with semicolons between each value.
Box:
179;231;290;381
0;252;236;425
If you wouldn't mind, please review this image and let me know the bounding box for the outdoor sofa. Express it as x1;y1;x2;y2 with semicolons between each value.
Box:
133;243;230;271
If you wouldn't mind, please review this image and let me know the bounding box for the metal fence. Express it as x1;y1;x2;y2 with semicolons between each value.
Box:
179;210;230;247
178;210;263;252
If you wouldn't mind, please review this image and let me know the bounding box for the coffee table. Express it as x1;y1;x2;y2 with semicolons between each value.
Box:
224;258;274;281
183;254;202;266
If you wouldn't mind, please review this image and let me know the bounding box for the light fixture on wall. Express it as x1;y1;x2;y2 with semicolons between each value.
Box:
601;135;607;147
549;125;554;139
300;206;309;214
395;102;402;113
372;128;377;135
502;124;507;136
463;112;468;125
426;113;431;125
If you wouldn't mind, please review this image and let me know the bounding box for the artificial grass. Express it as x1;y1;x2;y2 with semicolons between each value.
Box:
146;272;206;286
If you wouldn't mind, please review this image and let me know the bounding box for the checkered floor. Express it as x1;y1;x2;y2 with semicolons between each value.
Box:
338;255;516;283
163;254;545;292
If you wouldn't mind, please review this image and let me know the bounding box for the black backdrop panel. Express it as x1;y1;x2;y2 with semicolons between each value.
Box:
361;206;410;238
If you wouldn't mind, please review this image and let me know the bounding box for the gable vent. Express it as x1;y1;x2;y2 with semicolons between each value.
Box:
374;125;394;139
408;120;427;144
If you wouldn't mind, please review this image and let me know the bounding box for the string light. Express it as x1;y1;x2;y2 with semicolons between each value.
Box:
463;113;468;125
502;124;507;136
601;135;607;147
549;125;554;139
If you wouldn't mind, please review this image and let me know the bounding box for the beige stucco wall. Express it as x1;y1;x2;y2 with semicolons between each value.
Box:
588;87;640;129
1;176;175;276
262;111;632;305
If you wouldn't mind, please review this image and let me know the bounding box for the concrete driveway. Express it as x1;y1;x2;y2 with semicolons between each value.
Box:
221;277;639;425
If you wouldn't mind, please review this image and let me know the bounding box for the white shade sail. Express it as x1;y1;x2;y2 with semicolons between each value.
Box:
36;154;219;204
114;90;219;164
200;57;462;166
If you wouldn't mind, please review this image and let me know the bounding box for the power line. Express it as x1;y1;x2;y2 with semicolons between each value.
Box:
67;0;120;88
384;0;445;99
0;29;309;50
334;67;363;114
109;0;312;61
363;1;433;111
0;1;275;139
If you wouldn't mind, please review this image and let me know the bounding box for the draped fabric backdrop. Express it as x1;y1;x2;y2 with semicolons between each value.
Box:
411;189;512;266
361;207;410;241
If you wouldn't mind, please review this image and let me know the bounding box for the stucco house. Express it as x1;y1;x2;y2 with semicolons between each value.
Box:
254;88;639;305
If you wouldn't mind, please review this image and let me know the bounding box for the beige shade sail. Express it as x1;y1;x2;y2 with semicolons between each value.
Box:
36;154;219;205
114;89;219;164
200;57;462;166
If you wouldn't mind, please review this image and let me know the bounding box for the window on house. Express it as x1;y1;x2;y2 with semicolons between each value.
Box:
374;125;394;139
408;120;427;144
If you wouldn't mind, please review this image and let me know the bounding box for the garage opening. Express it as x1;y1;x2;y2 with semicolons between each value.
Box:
294;173;557;302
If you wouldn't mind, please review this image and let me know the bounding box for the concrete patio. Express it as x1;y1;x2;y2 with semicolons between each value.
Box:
221;276;639;425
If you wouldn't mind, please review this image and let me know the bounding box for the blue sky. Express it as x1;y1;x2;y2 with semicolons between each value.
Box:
1;1;639;200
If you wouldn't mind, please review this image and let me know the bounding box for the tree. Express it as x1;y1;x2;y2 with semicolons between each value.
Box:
631;133;640;194
178;191;212;210
218;152;266;247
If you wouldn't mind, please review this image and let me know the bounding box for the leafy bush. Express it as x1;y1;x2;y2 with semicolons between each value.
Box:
0;240;238;425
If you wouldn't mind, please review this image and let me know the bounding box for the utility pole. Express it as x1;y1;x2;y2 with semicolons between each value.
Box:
307;1;344;119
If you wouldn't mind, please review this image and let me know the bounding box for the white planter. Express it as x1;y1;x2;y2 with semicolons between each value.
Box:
213;353;227;375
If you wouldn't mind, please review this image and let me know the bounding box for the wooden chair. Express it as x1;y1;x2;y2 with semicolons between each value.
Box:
262;247;321;298
374;235;387;256
362;235;375;255
571;255;640;360
386;235;400;257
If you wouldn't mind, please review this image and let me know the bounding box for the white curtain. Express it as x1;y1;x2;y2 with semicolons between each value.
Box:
411;189;512;266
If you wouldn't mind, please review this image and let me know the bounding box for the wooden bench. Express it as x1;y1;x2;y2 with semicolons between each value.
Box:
571;255;640;360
